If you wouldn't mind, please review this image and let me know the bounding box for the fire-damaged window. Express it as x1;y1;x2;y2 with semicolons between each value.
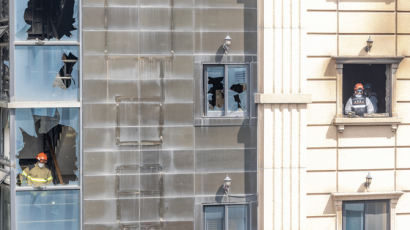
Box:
15;108;79;186
204;64;249;117
0;0;8;101
15;0;79;41
343;64;391;117
14;46;79;101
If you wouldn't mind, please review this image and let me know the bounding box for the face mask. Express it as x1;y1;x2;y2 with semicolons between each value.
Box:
38;163;45;168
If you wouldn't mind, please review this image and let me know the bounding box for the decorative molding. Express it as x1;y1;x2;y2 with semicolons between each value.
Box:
332;56;404;64
332;191;404;202
254;93;312;104
332;192;404;230
333;117;401;133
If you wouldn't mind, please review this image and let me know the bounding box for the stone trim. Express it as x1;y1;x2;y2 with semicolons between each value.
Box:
254;93;312;104
333;116;402;133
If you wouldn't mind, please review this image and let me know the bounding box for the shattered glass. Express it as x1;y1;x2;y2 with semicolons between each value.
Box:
206;65;225;115
14;46;79;101
15;108;79;186
15;0;79;41
227;66;248;115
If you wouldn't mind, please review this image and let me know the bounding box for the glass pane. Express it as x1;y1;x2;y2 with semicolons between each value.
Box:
1;185;10;230
15;0;79;41
228;205;248;230
343;202;364;230
206;66;225;115
365;200;389;230
204;206;225;230
16;190;80;230
227;66;247;115
15;108;79;186
14;46;79;101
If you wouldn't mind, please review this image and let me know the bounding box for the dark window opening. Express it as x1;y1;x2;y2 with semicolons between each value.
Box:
53;52;78;89
24;0;76;40
343;64;389;116
17;110;78;186
0;0;8;101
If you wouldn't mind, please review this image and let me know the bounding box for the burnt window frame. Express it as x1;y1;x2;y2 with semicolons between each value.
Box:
332;57;403;133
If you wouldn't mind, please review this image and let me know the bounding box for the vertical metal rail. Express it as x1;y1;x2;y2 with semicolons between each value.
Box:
78;0;83;229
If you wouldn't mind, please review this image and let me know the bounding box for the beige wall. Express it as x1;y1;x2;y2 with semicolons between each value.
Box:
306;1;410;230
259;0;410;229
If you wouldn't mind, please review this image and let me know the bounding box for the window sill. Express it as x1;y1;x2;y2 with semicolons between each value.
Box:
194;117;256;127
333;116;401;133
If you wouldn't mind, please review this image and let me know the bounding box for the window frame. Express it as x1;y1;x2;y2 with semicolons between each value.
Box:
194;58;257;127
7;0;83;229
202;203;251;230
332;56;404;133
342;200;390;230
333;192;403;230
203;64;250;118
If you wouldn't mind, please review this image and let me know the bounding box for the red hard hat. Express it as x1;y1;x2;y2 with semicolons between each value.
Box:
354;83;364;91
36;152;47;161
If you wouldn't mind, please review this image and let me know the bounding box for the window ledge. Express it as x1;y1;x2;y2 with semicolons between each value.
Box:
333;116;401;133
0;101;81;108
195;117;256;127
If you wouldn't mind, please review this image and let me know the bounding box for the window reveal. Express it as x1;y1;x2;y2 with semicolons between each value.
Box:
343;64;389;117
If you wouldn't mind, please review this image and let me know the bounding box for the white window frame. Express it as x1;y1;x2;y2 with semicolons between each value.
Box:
332;56;403;133
203;64;250;118
333;192;403;230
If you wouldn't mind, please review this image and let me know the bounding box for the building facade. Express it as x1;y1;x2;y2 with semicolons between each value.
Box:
0;0;258;230
258;0;410;230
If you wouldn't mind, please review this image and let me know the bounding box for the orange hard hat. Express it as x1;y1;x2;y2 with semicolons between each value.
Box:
354;83;364;91
36;152;47;162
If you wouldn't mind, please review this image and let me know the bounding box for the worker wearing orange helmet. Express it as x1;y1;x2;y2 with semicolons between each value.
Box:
21;152;53;186
345;83;374;117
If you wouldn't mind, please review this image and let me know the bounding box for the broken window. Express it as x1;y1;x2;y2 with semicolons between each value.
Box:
0;0;9;101
15;0;79;41
343;64;390;117
15;108;79;186
204;64;249;117
14;46;79;101
16;190;80;229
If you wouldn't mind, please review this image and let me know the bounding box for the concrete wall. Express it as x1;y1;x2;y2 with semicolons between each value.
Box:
82;0;257;230
259;0;410;230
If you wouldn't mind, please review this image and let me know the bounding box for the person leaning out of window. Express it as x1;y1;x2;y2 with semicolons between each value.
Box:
344;83;374;117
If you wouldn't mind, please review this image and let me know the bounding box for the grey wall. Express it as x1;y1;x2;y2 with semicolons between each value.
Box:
82;0;257;229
